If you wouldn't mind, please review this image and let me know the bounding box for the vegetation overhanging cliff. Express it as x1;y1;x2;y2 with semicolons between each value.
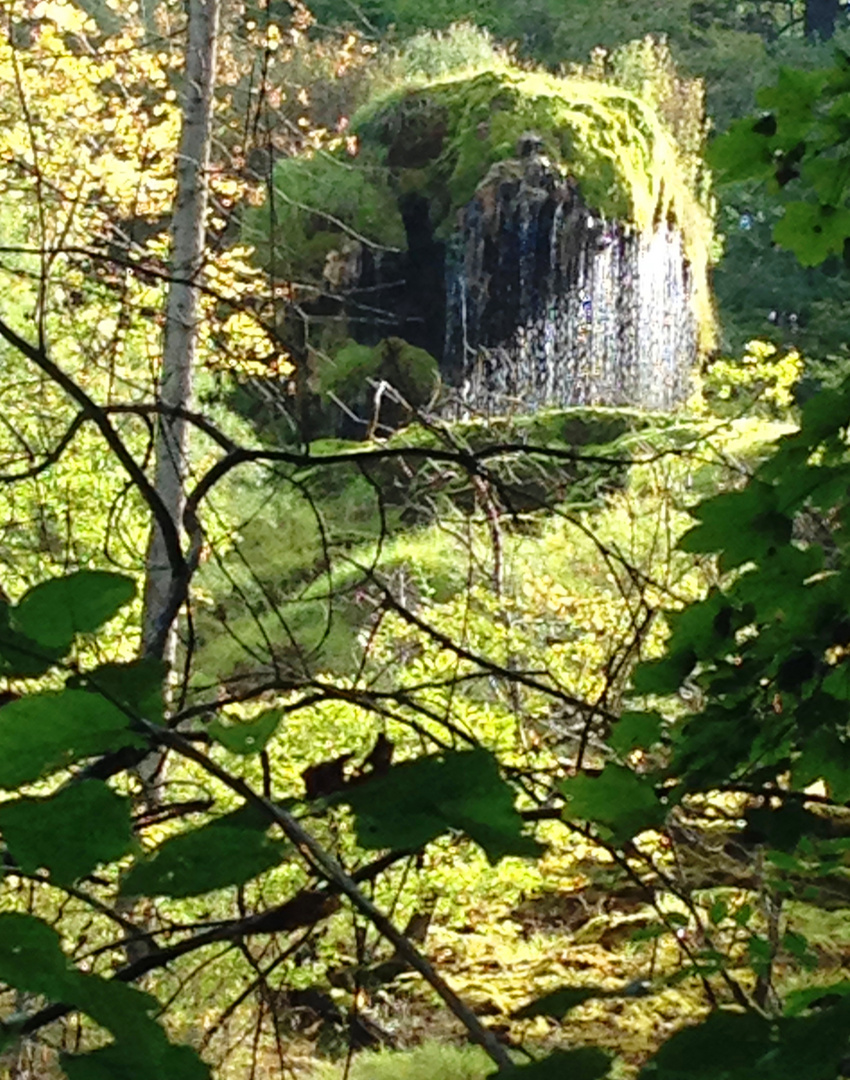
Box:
244;54;717;421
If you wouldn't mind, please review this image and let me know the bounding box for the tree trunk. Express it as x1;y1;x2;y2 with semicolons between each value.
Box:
805;0;839;39
143;0;220;663
124;0;221;962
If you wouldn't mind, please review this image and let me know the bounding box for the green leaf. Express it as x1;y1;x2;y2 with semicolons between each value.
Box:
792;729;850;802
757;67;829;136
120;808;285;898
734;903;753;926
709;900;728;925
665;962;722;987
0;780;132;885
662;591;741;659
668;707;758;790
782;931;818;969
679;482;790;567
630;923;668;942
641;1000;850;1079
61;1040;210;1080
731;546;823;618
339;749;542;863
764;846;803;872
71;976;161;1043
0;601;62;677
744;803;832;852
804;154;850;207
67;976;209;1077
772;999;850;1079
0;915;195;1079
209;709;282;755
796;383;850;443
493;1048;610;1079
822;664;850;700
747;933;773;970
560;765;665;844
609;711;663;756
69;658;166;725
708;116;776;184
63;977;211;1078
0;689;143;789
631;649;696;695
773;202;850;267
0;913;78;999
766;850;802;872
514;986;605;1019
639;1011;772;1079
14;571;135;653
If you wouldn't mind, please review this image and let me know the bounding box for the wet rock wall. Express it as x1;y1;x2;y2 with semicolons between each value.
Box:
442;155;697;415
341;152;698;418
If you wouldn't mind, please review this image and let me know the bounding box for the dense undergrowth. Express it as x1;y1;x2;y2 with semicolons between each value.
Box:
6;6;850;1078
2;369;807;1078
133;389;801;1076
189;403;787;691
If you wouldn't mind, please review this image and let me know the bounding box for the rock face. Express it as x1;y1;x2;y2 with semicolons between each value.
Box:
444;148;695;412
246;66;713;432
341;146;696;415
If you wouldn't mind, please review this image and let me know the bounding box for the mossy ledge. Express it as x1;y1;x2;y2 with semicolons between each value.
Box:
356;67;710;254
244;59;715;428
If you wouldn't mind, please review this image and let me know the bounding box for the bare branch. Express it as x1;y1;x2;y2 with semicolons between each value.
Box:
0;316;186;581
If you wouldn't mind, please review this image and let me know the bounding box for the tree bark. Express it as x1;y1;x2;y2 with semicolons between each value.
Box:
805;0;839;39
143;0;220;663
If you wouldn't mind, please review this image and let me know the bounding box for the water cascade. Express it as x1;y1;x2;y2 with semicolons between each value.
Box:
244;65;713;434
442;147;697;414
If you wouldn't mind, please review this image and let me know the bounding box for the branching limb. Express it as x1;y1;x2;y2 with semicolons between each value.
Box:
133;719;515;1070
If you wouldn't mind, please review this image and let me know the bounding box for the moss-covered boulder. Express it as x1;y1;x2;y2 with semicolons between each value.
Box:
244;56;714;430
317;336;440;436
356;67;707;244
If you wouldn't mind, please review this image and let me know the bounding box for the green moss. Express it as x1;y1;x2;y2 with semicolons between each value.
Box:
242;152;406;277
309;1041;495;1079
391;405;673;452
357;67;704;231
317;340;376;399
318;336;440;407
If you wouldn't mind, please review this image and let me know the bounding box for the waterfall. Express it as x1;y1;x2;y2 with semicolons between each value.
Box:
443;154;697;415
315;147;700;435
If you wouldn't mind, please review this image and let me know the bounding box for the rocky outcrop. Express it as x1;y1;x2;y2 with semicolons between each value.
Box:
444;145;696;412
245;65;713;434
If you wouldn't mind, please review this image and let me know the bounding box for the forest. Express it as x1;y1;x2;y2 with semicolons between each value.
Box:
3;0;850;1077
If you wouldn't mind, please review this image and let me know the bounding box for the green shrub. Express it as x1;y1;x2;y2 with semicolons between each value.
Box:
309;1041;495;1080
698;339;803;419
396;22;508;80
243;153;405;278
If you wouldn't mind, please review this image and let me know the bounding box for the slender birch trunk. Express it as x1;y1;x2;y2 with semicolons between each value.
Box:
143;0;220;663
